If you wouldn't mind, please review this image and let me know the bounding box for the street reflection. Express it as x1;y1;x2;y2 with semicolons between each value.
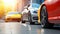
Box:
0;23;60;34
37;29;41;34
40;29;44;34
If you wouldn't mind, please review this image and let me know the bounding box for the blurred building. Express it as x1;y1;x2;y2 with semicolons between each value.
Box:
17;0;30;12
0;0;30;19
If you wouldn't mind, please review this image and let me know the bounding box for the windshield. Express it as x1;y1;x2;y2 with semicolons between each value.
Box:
31;0;44;8
8;12;19;14
32;0;44;4
32;3;40;8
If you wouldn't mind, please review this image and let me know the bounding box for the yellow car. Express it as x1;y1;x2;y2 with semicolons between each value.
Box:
5;11;22;22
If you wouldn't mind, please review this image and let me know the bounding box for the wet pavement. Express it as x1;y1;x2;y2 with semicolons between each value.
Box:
0;22;60;34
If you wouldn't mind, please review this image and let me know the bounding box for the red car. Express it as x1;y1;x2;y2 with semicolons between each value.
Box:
38;0;60;27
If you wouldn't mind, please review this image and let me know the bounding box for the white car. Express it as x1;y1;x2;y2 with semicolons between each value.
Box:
22;3;40;24
28;8;38;24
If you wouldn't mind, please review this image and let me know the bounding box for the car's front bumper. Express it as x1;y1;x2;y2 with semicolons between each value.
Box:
5;18;21;22
31;14;38;22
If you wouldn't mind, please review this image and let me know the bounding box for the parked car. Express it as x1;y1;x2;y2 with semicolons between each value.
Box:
38;0;60;28
21;3;40;24
5;11;22;22
28;3;40;24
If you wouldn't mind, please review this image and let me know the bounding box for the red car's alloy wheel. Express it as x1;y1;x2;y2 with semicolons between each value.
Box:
40;6;54;28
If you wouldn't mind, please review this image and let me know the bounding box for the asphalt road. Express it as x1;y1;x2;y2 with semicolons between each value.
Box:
0;21;60;34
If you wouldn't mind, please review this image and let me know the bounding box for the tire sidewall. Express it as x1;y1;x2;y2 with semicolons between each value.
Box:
40;6;48;27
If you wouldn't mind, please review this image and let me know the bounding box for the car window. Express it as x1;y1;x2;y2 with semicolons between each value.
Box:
32;3;40;8
8;12;19;14
32;0;44;4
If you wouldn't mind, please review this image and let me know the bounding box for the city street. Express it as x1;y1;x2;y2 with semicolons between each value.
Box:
0;21;60;34
0;0;60;34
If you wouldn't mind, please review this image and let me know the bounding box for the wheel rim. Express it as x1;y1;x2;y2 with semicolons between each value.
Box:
40;6;48;27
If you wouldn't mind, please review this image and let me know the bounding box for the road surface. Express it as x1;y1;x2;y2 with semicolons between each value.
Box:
0;21;60;34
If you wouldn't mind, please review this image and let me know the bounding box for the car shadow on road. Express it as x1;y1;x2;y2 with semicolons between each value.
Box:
29;22;41;25
43;27;60;30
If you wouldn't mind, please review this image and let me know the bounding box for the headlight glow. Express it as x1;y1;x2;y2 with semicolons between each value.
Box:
3;0;17;6
3;0;17;13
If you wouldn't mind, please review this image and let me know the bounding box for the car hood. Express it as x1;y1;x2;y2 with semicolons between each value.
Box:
5;14;22;18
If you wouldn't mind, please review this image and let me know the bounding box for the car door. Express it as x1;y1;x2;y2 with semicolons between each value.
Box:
47;0;60;20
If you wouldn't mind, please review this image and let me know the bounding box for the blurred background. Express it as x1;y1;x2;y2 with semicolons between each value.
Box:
0;0;60;34
0;0;30;19
0;0;44;19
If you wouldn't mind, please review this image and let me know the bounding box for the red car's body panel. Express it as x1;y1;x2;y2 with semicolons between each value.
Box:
43;0;60;23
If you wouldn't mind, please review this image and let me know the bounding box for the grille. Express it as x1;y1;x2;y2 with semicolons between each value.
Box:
33;17;38;20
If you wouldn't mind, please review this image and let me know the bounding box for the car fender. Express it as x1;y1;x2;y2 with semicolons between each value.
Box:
38;3;45;23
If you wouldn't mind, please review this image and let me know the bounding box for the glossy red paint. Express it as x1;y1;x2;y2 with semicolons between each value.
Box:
43;0;60;23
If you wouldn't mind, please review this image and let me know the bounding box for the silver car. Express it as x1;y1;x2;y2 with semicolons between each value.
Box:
21;3;40;24
28;8;38;24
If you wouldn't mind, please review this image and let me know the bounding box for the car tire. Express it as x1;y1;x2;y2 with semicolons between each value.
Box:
17;21;20;22
22;20;25;23
40;6;54;28
21;15;25;23
5;20;8;22
28;12;35;25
